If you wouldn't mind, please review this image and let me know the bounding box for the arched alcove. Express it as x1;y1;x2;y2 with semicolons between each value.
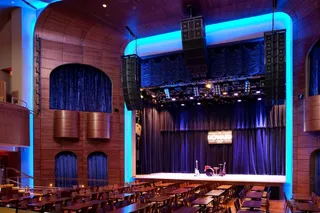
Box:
55;151;78;187
87;152;108;186
310;149;320;195
305;39;320;132
49;63;112;113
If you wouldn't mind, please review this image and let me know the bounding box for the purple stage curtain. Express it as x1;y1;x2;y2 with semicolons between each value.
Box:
140;101;285;175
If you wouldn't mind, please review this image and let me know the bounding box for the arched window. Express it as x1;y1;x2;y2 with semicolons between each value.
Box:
308;40;320;96
55;151;78;187
310;150;320;195
50;63;112;112
87;152;108;186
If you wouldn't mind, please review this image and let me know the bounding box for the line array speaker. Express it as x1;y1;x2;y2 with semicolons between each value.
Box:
121;54;143;110
181;16;208;79
264;30;286;106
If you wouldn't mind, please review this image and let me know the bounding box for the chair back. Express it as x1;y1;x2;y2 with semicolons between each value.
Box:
234;198;241;211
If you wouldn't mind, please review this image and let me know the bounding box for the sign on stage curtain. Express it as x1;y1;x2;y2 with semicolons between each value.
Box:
141;40;264;87
140;101;286;175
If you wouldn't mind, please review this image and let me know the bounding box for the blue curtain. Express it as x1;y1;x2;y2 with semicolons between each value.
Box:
50;63;112;112
309;42;320;96
141;40;264;87
55;152;78;187
140;101;285;175
87;152;108;186
315;152;320;194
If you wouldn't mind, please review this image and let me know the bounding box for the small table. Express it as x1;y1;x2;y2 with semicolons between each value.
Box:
292;194;312;202
167;188;190;195
246;191;263;199
148;195;172;203
184;184;202;189
297;202;320;213
205;190;225;197
251;186;265;191
241;200;261;210
156;183;174;188
108;193;134;202
109;203;151;213
217;185;233;190
62;200;102;213
174;206;201;213
28;201;54;213
191;197;214;207
132;187;155;194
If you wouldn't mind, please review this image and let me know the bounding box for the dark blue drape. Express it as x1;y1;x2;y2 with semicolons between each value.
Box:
309;42;320;96
87;152;108;186
315;152;320;195
141;40;264;87
50;64;112;112
140;101;285;175
55;152;78;187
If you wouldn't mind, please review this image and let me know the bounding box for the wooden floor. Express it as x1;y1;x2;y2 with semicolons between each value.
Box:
227;199;285;213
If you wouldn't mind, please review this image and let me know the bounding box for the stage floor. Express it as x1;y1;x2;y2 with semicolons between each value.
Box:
135;173;286;184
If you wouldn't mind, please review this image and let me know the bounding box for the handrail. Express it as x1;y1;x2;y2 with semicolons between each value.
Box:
5;178;29;188
4;167;34;179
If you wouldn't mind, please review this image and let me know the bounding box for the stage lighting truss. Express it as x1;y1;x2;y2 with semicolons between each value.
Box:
142;75;264;104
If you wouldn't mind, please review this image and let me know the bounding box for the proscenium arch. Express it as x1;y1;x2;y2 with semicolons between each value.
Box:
55;151;78;187
87;152;108;186
49;63;113;113
305;38;320;97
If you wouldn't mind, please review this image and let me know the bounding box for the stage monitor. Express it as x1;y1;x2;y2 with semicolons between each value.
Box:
208;131;232;144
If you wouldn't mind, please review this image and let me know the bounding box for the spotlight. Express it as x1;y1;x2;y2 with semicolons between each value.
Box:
214;84;221;95
151;95;156;98
205;83;212;89
222;91;228;96
190;97;194;100
257;97;262;101
102;4;107;7
237;99;242;102
172;98;176;101
256;90;261;94
181;103;185;106
140;95;144;98
197;102;201;105
161;104;164;107
298;94;304;99
234;93;239;96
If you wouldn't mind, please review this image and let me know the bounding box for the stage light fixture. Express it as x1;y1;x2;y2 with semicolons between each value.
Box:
193;87;199;97
197;102;201;105
140;95;144;98
181;103;185;106
256;90;261;94
172;98;176;101
237;99;242;102
205;83;212;89
164;88;170;99
244;81;251;94
161;104;164;107
151;94;156;98
190;97;194;100
257;97;262;101
102;4;107;7
214;84;221;95
222;91;228;96
234;92;239;96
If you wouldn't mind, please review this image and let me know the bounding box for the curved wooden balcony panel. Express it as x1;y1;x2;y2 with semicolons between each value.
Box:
304;95;320;132
53;110;80;139
87;112;110;139
0;102;29;147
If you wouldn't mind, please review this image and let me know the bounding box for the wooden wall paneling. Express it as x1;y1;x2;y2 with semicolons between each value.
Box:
86;112;111;139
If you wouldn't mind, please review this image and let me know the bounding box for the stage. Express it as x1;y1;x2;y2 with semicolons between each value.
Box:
135;173;286;184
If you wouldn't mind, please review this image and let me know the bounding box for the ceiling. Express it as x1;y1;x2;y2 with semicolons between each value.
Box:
57;0;276;38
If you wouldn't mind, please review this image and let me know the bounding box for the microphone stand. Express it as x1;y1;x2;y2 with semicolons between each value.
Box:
194;160;199;176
